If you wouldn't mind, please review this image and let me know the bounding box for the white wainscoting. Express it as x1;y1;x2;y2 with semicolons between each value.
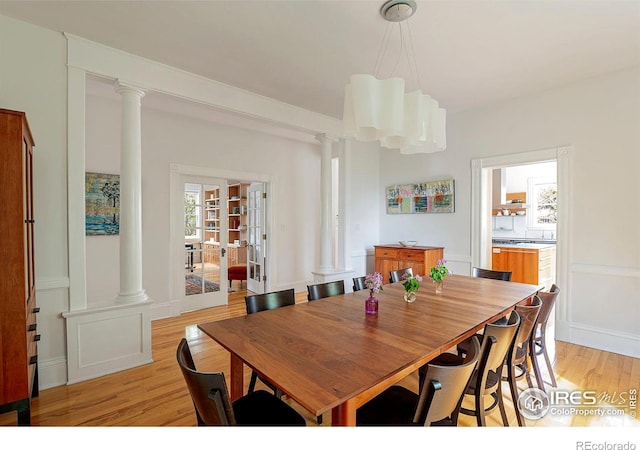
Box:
35;277;71;389
441;253;473;278
560;263;640;358
63;300;153;384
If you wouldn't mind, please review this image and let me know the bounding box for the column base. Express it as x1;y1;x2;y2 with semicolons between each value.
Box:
311;268;355;291
115;290;149;303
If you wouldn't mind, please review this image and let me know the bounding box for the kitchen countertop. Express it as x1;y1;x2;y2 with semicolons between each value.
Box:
492;243;556;250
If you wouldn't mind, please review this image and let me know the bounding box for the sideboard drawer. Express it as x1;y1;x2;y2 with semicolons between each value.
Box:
398;249;423;260
375;248;398;259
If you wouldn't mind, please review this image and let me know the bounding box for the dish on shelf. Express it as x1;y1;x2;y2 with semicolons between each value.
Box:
516;211;525;215
399;240;417;247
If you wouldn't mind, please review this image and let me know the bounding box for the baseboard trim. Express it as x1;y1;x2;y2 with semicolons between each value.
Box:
38;357;68;390
557;319;640;358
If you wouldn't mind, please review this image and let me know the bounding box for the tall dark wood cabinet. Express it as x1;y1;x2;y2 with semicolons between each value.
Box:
0;108;38;425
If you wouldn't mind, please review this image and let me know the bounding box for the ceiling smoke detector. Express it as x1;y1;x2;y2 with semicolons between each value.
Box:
380;0;417;22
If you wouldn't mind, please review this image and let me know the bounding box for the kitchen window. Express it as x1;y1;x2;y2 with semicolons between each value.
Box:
527;177;557;230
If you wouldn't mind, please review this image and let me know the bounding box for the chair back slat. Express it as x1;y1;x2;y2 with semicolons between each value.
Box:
514;296;542;348
245;288;295;314
415;336;481;425
472;267;512;281
480;310;521;374
352;276;366;292
535;284;560;330
389;267;413;283
307;280;345;301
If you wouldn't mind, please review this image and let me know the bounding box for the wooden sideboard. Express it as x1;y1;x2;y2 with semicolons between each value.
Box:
0;109;38;425
374;244;444;283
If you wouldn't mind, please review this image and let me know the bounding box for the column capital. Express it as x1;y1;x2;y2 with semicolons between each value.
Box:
315;133;337;145
114;80;146;98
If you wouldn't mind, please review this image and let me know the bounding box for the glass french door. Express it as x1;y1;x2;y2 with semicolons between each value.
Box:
246;183;266;294
181;177;228;312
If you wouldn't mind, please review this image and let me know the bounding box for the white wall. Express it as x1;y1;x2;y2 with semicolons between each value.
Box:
378;148;472;276
379;66;640;357
505;161;556;193
0;15;70;388
348;139;381;277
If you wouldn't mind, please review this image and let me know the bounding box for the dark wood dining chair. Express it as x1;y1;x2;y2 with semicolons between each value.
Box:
504;295;542;426
428;310;521;427
472;266;512;281
533;284;560;388
244;288;295;398
356;336;481;426
352;276;366;292
176;338;306;426
307;280;345;301
389;267;412;283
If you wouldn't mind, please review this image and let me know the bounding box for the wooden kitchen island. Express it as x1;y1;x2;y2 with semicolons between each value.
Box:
492;243;556;289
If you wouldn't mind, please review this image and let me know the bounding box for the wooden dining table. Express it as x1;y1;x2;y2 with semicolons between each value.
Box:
197;274;539;426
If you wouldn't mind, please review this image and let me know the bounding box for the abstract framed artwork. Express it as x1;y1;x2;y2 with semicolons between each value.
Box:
85;172;120;235
386;179;455;214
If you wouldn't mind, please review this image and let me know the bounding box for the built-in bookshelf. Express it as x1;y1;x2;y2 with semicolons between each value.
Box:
202;183;249;265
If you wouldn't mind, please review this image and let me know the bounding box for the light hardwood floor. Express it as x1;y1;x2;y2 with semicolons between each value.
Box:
2;286;638;427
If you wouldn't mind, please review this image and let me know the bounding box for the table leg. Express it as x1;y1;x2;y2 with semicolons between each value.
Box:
229;354;244;401
331;398;356;426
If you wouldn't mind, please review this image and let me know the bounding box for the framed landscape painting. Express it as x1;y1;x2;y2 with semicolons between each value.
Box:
386;179;455;214
85;172;120;235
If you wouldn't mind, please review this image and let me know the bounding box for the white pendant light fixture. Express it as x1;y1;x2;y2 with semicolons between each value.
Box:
343;0;446;154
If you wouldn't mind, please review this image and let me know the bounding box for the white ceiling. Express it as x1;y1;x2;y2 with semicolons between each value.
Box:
1;1;639;119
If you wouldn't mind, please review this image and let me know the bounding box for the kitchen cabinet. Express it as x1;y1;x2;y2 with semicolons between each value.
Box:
492;191;527;216
492;244;556;289
374;245;444;283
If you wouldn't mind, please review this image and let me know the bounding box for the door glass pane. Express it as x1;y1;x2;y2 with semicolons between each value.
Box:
247;187;263;286
185;183;221;296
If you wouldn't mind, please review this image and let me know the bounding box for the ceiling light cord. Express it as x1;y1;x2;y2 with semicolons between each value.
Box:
373;22;393;77
372;10;421;92
405;20;422;92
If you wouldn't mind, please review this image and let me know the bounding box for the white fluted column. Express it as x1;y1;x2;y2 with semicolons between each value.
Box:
316;134;335;270
115;81;148;303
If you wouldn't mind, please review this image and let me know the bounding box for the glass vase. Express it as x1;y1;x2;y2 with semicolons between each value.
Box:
365;295;378;315
435;281;443;294
403;291;416;303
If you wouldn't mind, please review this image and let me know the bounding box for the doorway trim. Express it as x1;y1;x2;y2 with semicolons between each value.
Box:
169;163;275;316
470;146;572;341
